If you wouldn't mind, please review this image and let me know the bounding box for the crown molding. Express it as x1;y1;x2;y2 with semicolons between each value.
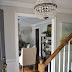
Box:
0;1;34;8
0;1;72;14
57;8;72;14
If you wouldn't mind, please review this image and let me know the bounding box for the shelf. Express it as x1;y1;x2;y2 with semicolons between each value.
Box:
41;36;51;58
41;42;51;45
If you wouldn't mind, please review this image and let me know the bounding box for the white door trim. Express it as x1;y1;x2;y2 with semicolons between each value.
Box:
15;13;56;72
15;13;38;72
51;17;56;72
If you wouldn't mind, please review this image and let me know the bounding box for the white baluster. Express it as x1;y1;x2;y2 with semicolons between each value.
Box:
48;63;50;72
67;40;70;72
71;62;72;71
59;52;61;72
63;46;65;72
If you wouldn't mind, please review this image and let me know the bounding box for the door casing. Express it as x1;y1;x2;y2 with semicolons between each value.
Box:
15;13;56;72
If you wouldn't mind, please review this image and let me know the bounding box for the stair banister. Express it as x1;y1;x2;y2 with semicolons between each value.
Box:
38;33;72;72
44;33;72;66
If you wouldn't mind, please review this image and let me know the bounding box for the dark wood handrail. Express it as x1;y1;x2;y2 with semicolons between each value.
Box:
44;33;72;67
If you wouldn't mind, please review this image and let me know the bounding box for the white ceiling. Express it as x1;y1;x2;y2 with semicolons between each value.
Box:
18;16;44;26
0;0;72;10
55;0;72;10
1;0;72;26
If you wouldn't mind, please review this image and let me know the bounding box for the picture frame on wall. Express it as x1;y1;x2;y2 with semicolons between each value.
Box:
60;22;72;44
42;24;52;37
47;24;52;37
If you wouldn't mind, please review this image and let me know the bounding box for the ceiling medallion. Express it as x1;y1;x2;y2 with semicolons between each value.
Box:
34;0;57;19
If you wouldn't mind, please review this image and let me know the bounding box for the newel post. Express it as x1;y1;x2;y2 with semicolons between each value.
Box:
38;59;45;72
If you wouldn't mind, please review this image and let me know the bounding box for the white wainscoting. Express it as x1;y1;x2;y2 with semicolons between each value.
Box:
6;59;17;72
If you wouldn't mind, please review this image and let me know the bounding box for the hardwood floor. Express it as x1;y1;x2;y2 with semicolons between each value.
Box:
19;67;48;72
19;67;33;72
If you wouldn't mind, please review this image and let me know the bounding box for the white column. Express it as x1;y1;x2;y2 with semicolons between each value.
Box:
67;40;70;72
51;17;56;72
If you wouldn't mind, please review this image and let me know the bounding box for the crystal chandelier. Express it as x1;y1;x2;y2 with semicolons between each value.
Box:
34;0;57;19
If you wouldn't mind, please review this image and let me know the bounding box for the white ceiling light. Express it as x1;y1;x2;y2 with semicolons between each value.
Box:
34;0;57;19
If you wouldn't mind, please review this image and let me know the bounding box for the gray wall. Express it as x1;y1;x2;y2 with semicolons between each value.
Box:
31;20;52;57
19;26;32;44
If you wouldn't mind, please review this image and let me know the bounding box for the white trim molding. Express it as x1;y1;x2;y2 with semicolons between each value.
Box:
0;1;72;14
15;13;36;72
0;1;34;8
51;17;56;72
57;8;72;14
15;13;57;72
16;13;36;18
6;59;16;63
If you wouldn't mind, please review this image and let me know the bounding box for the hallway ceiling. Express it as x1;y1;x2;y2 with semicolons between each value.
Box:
0;0;72;10
18;16;44;26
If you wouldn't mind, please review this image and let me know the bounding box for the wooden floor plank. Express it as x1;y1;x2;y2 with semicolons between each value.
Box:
19;67;33;72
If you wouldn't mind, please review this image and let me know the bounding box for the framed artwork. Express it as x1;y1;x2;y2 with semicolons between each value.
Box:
42;24;52;37
47;24;52;37
60;23;72;44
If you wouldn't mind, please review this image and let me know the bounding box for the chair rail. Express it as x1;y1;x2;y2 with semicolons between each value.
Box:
44;33;72;67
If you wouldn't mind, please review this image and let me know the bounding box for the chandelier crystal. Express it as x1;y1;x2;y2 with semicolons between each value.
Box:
34;0;57;19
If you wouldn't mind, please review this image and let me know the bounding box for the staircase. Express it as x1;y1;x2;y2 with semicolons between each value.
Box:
38;33;72;72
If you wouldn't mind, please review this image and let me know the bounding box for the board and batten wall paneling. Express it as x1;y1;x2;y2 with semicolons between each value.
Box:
0;5;34;72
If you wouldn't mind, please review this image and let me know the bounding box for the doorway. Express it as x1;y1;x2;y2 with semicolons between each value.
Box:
35;29;39;69
16;13;46;72
15;13;56;72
